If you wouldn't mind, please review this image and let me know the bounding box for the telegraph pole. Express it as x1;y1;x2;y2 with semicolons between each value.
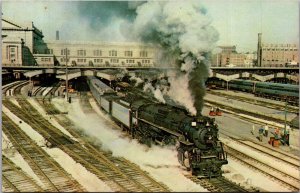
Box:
65;48;68;101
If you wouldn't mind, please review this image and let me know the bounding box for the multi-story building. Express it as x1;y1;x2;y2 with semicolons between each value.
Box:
2;18;161;67
260;43;299;67
2;18;52;66
257;33;299;67
212;46;245;67
39;40;160;67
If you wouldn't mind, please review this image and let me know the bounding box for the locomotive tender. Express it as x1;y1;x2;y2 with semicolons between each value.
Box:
88;77;228;178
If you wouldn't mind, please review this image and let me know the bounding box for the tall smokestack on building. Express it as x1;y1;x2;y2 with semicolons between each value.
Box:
257;33;262;67
56;31;59;40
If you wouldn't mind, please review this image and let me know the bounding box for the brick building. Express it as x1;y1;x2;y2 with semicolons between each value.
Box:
260;43;299;67
212;46;245;67
257;33;299;67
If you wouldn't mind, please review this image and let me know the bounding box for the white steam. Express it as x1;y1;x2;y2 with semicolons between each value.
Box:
143;83;166;104
51;97;208;191
167;74;196;115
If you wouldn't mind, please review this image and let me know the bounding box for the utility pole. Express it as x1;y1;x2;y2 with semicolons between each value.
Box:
65;48;68;101
284;97;287;134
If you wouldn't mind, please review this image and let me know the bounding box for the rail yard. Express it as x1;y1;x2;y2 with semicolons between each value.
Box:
2;74;299;192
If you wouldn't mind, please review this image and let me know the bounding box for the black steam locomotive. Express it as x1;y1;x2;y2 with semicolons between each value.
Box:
88;77;228;178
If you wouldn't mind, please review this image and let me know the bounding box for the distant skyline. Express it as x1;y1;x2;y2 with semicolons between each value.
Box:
2;0;299;53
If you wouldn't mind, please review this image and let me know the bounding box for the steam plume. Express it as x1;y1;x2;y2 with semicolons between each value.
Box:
131;1;218;115
143;82;166;104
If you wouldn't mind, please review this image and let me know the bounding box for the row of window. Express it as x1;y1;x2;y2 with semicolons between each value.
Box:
94;59;103;63
60;58;69;62
126;59;135;63
262;59;294;62
60;49;148;57
262;48;298;51
59;57;152;64
110;58;119;63
142;59;150;64
41;57;51;62
78;58;86;63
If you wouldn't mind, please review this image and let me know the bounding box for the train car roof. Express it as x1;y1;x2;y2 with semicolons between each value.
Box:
231;79;298;88
88;76;115;94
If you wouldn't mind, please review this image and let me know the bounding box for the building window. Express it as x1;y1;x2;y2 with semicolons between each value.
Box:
93;50;102;56
140;51;148;57
94;59;103;63
41;58;51;62
142;59;150;64
126;59;135;63
8;46;17;62
109;50;117;57
77;50;86;56
110;58;119;63
61;49;70;56
125;51;133;57
77;58;86;63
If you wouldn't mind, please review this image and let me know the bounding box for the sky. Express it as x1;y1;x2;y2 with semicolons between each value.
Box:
2;0;299;53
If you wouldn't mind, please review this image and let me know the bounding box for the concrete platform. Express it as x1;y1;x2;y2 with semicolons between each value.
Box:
202;91;300;157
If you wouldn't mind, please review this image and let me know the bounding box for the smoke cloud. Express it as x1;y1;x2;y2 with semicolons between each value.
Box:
129;1;218;115
81;1;217;115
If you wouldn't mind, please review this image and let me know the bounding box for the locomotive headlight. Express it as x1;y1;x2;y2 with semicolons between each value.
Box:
191;122;197;127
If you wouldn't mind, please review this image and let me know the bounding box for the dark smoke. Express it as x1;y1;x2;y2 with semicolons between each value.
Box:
130;1;218;115
76;1;137;29
186;53;211;114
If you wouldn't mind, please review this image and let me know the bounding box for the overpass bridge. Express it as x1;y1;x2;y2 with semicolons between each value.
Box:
3;66;299;83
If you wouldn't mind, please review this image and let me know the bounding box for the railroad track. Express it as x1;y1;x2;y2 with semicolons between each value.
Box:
230;138;300;169
2;113;86;192
207;90;298;113
40;96;171;192
2;81;28;98
2;155;44;192
184;174;253;192
224;144;300;191
3;98;170;192
203;100;293;129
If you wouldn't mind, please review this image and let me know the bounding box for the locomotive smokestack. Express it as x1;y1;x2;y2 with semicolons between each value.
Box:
257;33;262;67
56;30;59;40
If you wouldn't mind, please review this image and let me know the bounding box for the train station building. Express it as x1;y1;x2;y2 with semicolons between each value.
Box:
1;18;162;68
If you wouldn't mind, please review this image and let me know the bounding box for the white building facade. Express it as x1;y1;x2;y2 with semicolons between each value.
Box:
41;40;161;67
2;18;162;67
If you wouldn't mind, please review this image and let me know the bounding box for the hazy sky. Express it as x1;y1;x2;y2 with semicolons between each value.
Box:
2;0;299;52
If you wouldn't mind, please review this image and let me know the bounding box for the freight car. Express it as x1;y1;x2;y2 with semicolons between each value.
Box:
208;79;299;105
87;77;228;178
